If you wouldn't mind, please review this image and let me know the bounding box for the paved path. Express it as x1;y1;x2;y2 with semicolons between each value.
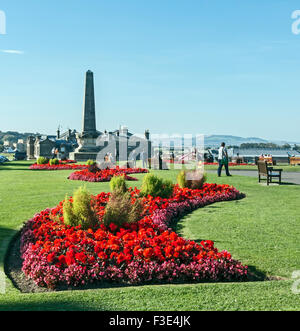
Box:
207;170;300;185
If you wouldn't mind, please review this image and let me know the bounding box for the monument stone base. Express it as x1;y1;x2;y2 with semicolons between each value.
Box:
69;152;99;162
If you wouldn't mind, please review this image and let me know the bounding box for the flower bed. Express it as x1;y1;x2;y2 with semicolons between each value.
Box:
20;183;247;289
204;162;255;166
29;160;87;171
68;167;149;182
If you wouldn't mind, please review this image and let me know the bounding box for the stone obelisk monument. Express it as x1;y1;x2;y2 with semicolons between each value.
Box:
70;70;101;161
82;70;96;133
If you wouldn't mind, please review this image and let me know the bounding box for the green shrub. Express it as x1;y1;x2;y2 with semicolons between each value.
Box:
140;173;174;198
63;196;76;227
177;170;187;188
89;163;100;173
63;186;98;230
37;156;49;165
177;170;206;189
49;158;59;166
110;175;127;193
87;159;96;166
103;190;143;228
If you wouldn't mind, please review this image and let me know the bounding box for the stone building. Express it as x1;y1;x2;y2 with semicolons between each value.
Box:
26;129;78;160
34;136;56;159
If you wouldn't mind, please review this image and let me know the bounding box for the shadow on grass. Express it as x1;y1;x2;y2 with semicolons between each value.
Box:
0;162;35;171
0;226;19;272
1;161;33;167
0;301;107;311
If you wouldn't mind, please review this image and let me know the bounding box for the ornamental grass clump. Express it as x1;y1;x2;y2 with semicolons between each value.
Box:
49;158;59;166
37;156;49;165
140;173;174;199
177;170;207;190
88;163;100;173
87;159;96;166
177;170;186;188
63;186;98;230
103;189;143;228
110;175;127;193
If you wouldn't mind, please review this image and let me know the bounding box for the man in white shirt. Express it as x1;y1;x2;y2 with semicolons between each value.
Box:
218;142;231;177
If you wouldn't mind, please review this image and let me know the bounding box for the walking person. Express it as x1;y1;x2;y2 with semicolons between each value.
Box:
218;142;231;177
55;148;59;159
130;150;137;168
51;147;56;159
141;150;148;168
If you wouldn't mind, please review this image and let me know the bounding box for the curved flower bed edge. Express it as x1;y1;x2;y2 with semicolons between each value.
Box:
20;184;247;290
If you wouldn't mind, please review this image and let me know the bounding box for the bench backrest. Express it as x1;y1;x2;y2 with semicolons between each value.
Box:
259;156;273;163
290;157;300;164
258;161;268;175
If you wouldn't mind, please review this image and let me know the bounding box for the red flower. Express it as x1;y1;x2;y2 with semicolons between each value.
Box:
75;252;87;264
109;223;118;232
47;252;56;263
164;246;173;258
143;248;154;259
66;250;75;266
58;255;66;265
98;252;108;260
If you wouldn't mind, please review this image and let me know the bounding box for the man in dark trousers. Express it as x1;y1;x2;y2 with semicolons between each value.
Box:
217;142;232;177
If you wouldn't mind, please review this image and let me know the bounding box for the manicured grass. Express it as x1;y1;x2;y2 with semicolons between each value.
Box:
0;161;300;311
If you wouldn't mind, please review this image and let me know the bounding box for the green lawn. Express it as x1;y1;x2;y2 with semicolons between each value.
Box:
0;161;300;311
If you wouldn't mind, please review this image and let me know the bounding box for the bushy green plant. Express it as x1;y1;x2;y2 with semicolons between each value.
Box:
140;173;174;198
89;163;100;173
178;170;206;189
110;175;127;193
63;186;98;230
37;156;49;165
103;190;143;228
87;159;96;166
177;170;187;188
63;196;76;227
49;158;59;166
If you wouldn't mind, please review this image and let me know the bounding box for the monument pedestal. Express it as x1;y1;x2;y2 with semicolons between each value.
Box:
71;131;101;162
69;152;99;162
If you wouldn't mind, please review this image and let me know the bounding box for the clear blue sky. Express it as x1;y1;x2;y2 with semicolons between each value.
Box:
0;0;300;142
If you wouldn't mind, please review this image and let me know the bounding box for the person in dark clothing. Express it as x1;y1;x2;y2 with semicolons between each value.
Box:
217;142;231;177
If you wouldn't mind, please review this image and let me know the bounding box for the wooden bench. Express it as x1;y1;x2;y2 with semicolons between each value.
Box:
257;161;282;185
289;157;300;166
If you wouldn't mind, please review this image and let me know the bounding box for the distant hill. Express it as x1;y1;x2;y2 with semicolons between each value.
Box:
152;134;299;148
204;135;268;147
0;131;41;145
152;134;270;147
